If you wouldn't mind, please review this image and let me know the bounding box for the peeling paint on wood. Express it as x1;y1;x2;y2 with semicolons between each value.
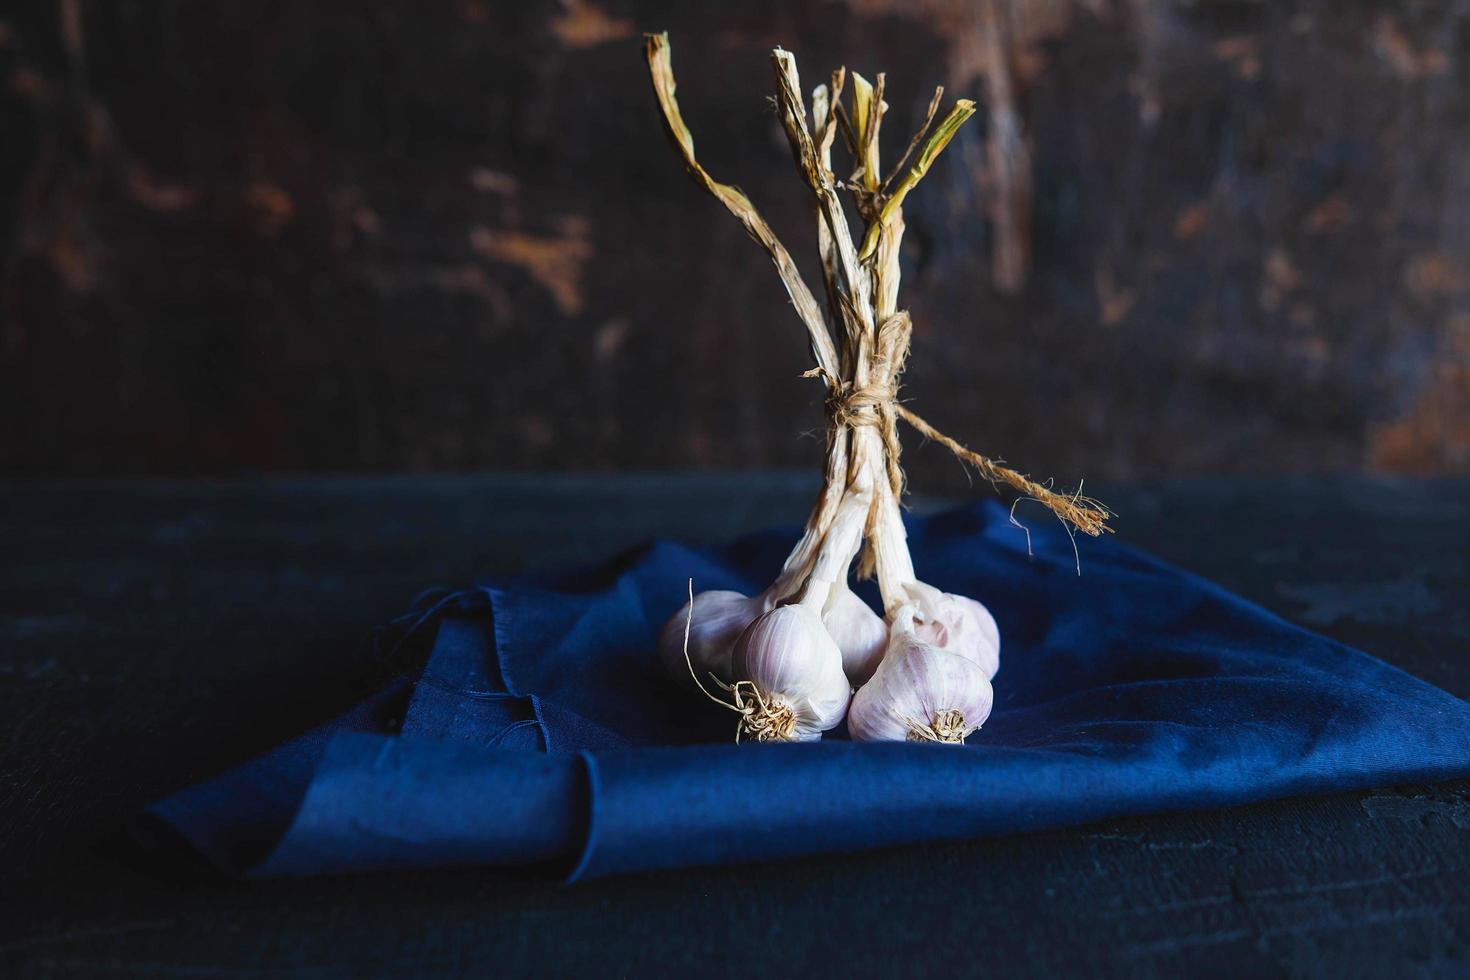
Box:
550;0;635;50
469;217;595;316
0;1;1468;480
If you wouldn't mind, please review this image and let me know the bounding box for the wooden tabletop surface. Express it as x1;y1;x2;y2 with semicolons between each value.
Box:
2;473;1467;978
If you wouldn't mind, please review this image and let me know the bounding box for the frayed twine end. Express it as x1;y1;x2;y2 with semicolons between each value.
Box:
896;404;1113;538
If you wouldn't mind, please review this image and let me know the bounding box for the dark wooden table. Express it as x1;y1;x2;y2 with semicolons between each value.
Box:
2;474;1468;978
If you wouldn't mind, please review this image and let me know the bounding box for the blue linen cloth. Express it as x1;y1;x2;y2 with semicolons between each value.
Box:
143;501;1470;881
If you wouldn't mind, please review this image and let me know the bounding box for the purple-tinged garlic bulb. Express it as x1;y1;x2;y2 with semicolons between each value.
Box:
847;604;993;743
901;582;1001;680
658;589;765;688
729;600;852;742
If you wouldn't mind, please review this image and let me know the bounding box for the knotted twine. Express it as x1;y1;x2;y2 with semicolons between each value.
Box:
811;310;1113;567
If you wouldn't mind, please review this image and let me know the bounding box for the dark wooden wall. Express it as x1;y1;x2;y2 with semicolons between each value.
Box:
2;0;1467;483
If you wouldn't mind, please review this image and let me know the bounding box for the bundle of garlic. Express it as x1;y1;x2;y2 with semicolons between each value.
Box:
645;33;1111;744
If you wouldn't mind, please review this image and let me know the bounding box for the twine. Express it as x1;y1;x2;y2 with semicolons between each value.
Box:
809;311;911;500
809;311;1112;540
895;406;1113;538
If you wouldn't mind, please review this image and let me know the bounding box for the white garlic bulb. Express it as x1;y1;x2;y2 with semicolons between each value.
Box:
847;624;993;743
729;602;851;741
822;581;887;685
657;589;765;688
902;581;1001;680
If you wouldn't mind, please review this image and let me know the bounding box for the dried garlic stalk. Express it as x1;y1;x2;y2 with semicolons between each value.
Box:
645;33;1111;744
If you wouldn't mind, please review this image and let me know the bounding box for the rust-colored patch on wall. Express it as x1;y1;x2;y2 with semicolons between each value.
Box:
471;215;595;316
10;66;52;101
1289;303;1318;329
1373;15;1448;80
127;167;200;213
1369;361;1470;473
549;0;634;49
1304;194;1356;235
1370;314;1470;472
1094;268;1134;326
48;230;97;295
454;0;489;24
437;264;513;323
59;0;83;64
1261;248;1301;312
1213;35;1261;80
594;317;631;361
1173;201;1211;241
1404;252;1470;301
470;169;519;195
246;181;296;236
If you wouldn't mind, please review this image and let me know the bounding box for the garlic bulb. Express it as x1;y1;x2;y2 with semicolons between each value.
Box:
657;589;765;688
822;581;887;685
901;581;1001;680
729;601;851;741
847;617;993;743
642;38;1118;748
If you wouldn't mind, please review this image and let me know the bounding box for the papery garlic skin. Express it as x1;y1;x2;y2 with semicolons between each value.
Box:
657;589;765;688
955;595;1000;675
731;603;851;741
847;632;993;743
903;582;1001;680
822;582;887;686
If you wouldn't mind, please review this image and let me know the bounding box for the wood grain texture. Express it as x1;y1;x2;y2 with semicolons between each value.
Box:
0;1;1468;483
0;473;1466;977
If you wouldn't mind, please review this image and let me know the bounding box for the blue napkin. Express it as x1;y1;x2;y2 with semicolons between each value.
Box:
143;501;1470;880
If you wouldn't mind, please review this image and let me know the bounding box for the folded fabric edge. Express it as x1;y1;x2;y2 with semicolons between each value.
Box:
566;738;1470;882
247;732;592;878
135;677;415;876
206;724;1470;883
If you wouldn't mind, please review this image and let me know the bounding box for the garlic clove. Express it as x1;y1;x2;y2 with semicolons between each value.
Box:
657;589;763;688
953;594;1001;679
847;633;993;744
801;652;856;738
902;582;1001;680
822;582;888;686
731;604;851;741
